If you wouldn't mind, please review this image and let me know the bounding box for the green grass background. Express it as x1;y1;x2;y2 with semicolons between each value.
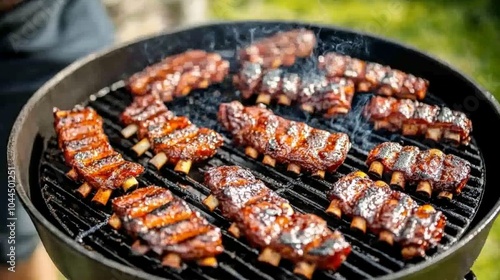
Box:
209;1;500;279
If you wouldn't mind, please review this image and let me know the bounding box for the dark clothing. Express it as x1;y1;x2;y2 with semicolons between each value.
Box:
0;0;115;263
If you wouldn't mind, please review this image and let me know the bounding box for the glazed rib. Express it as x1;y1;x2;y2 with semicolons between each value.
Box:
239;28;316;69
326;171;446;259
53;106;144;205
366;142;471;200
203;166;351;278
109;186;223;268
120;95;174;139
363;96;473;146
218;101;351;176
318;52;429;100
233;63;356;116
120;96;224;174
127;50;230;101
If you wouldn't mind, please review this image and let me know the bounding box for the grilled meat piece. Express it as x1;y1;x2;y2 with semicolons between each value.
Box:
326;171;373;216
148;118;195;149
120;96;174;139
112;186;174;220
111;186;224;265
364;96;472;146
410;149;446;184
119;93;224;173
53;107;144;192
121;96;171;125
205;166;289;223
145;119;224;165
204;166;351;275
127;50;230;101
435;154;471;194
54;106;103;133
365;141;402;172
62;134;114;166
120;98;223;173
398;205;446;259
239;29;316;69
391;145;420;179
128;50;207;95
238;201;293;248
156;127;224;164
55;107;115;168
326;171;446;259
366;142;471;199
275;213;351;270
371;192;417;238
318;52;429;100
218;101;351;175
234;62;264;99
71;151;142;190
233;64;355;116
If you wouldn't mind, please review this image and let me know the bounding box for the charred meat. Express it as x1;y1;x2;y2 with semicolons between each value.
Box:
218;101;351;176
120;96;224;174
53;106;144;205
203;166;351;278
233;64;356;116
326;171;446;259
127;50;230;101
238;29;316;69
318;52;429;100
366;142;471;200
109;186;224;268
364;96;472;146
120;95;174;139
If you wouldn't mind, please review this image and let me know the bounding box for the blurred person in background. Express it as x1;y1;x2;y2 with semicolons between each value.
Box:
0;0;114;279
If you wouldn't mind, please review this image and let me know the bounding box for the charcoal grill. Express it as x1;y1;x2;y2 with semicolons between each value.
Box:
8;21;500;280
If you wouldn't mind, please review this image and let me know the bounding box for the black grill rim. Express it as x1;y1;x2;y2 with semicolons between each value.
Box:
8;20;500;280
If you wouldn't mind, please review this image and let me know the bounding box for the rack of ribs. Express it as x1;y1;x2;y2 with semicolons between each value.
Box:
366;142;471;200
127;49;230;101
364;96;473;146
120;95;224;174
325;171;446;259
53;106;144;205
108;186;224;268
202;166;351;279
318;52;429;100
233;63;356;116
238;28;316;69
218;101;351;178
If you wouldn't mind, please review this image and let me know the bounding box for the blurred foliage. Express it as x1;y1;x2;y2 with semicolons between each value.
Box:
209;1;500;279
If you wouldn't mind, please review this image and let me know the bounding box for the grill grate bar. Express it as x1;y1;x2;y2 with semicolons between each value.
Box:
37;81;485;279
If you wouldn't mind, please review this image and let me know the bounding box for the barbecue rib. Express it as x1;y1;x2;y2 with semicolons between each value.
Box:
202;166;351;279
364;96;473;146
326;171;446;259
120;96;224;174
366;142;471;200
318;52;429;100
109;186;224;268
53;106;144;205
233;63;356;116
127;50;230;101
218;101;351;177
239;29;316;69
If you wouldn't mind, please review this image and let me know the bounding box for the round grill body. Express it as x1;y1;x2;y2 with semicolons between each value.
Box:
8;21;500;280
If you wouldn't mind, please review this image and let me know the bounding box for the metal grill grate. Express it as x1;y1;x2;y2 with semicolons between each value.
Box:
37;75;485;279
